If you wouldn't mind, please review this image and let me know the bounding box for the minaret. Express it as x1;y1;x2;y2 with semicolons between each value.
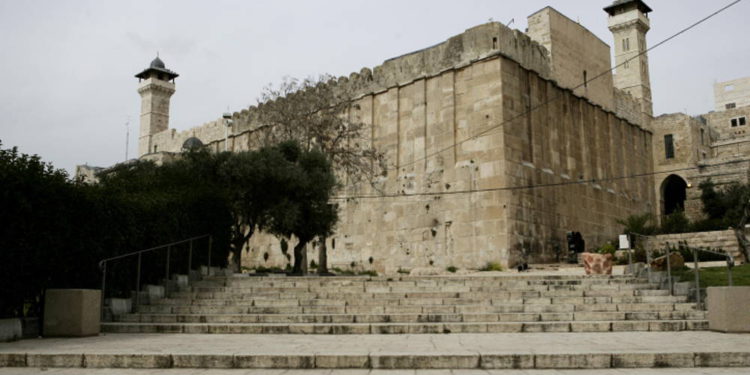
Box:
135;56;179;156
605;0;653;118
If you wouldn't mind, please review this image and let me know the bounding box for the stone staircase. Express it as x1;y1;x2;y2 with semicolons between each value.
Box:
102;273;707;334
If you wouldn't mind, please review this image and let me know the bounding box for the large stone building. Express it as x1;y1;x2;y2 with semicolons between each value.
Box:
84;0;749;273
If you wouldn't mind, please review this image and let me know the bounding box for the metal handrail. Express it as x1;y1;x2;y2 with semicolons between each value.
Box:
98;234;210;268
672;241;735;307
99;234;213;319
626;234;735;305
628;232;653;281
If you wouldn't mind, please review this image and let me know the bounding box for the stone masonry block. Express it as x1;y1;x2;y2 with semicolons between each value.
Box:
0;353;27;367
234;354;315;369
314;354;370;368
83;354;172;368
26;354;83;368
611;352;695;368
371;354;479;369
172;354;234;368
695;352;750;367
534;353;611;369
480;353;534;369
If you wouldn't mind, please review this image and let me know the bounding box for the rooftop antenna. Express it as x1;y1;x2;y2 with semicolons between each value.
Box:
125;117;130;161
506;18;514;27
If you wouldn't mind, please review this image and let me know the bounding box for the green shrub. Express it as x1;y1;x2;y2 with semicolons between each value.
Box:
480;262;503;272
446;266;458;273
617;213;657;236
597;242;617;256
397;268;411;274
660;211;691;234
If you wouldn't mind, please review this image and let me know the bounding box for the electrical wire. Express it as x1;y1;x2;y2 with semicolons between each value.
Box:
332;0;746;201
380;0;744;173
332;158;750;200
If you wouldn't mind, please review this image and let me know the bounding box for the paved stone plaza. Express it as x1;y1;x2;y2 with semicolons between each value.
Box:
1;369;750;375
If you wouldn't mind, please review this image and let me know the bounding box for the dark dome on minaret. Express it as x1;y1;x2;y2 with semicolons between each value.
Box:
135;55;179;81
150;56;166;69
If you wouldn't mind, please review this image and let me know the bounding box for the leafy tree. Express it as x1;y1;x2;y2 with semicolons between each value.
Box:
617;213;657;236
0;141;74;318
262;142;338;275
660;211;691;234
698;179;750;261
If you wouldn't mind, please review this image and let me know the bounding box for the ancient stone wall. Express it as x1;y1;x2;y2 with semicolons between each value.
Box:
614;88;645;129
245;56;512;273
527;7;615;112
500;57;653;262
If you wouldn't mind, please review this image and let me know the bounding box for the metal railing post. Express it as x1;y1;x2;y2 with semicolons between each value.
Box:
693;247;700;306
100;261;107;320
646;247;652;282
135;252;142;310
728;255;734;287
188;240;193;273
165;246;171;283
665;243;672;296
628;247;633;271
208;236;213;276
165;245;171;297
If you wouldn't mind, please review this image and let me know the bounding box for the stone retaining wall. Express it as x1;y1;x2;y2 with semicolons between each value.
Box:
641;229;743;261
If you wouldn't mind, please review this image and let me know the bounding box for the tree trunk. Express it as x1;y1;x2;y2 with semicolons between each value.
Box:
733;199;750;263
229;238;244;274
228;225;252;274
318;237;328;275
292;239;309;275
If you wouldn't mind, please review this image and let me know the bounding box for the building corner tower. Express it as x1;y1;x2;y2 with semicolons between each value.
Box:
605;0;654;118
136;56;179;157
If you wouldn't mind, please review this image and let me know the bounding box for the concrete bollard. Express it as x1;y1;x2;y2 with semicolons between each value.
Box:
107;298;133;315
0;319;22;342
145;285;165;301
43;289;101;337
707;286;750;333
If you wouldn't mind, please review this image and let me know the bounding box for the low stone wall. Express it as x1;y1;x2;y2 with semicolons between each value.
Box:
641;229;743;262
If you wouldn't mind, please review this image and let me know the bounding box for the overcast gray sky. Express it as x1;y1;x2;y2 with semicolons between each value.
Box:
1;0;748;174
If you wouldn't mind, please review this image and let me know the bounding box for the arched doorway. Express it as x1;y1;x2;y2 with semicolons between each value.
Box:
661;174;687;215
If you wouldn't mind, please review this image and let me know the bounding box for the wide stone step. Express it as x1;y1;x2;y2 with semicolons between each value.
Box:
116;310;706;324
208;274;641;283
168;288;671;300
191;282;657;293
135;302;700;315
101;319;708;334
147;295;689;307
3;332;748;370
199;275;647;284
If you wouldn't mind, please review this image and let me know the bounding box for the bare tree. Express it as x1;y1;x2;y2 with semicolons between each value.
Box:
733;199;750;263
255;75;385;274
